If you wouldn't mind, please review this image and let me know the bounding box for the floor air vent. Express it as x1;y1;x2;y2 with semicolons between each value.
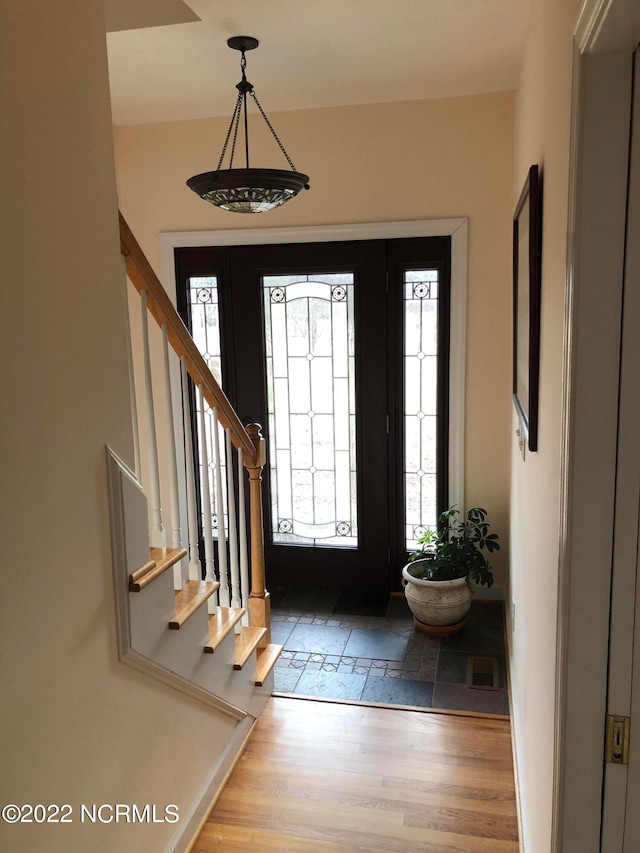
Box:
467;656;499;690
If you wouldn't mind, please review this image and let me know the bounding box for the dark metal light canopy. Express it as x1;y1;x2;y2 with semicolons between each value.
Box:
187;36;309;214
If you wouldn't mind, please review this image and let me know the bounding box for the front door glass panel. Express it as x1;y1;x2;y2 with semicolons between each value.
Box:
262;273;357;547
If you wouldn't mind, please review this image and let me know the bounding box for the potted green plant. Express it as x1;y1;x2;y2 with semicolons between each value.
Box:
402;507;500;636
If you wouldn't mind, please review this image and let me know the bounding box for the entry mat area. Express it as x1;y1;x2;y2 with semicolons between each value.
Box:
270;587;509;716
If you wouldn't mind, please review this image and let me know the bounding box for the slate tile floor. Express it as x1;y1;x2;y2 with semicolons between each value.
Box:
270;586;509;715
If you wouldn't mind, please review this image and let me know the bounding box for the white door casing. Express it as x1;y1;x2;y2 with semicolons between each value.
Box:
159;218;468;518
600;47;640;851
554;1;640;850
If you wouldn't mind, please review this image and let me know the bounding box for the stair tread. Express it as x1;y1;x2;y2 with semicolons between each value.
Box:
129;547;188;592
150;546;187;566
234;626;267;670
169;580;219;629
255;644;284;686
204;607;246;653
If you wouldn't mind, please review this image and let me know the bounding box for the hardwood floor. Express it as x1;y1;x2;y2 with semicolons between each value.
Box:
192;697;520;852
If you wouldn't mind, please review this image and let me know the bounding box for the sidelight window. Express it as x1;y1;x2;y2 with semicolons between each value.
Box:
404;269;440;549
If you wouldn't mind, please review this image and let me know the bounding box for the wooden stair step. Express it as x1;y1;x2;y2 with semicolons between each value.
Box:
255;644;284;686
204;607;246;654
169;580;219;630
233;626;267;670
129;547;187;592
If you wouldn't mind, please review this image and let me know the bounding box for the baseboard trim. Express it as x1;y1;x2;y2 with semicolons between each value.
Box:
167;713;257;853
504;610;525;853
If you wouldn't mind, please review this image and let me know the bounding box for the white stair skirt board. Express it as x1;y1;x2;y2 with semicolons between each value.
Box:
106;447;274;720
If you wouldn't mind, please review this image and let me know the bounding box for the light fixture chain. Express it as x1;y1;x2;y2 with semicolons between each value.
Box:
249;91;298;172
216;93;244;171
228;93;243;169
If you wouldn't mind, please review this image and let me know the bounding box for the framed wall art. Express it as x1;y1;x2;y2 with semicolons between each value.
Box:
513;164;542;453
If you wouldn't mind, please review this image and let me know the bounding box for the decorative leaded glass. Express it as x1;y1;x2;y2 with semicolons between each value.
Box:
263;273;357;547
404;269;439;550
188;276;222;384
188;276;228;534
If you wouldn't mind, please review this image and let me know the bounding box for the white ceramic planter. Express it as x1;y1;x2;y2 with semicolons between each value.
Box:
402;561;473;627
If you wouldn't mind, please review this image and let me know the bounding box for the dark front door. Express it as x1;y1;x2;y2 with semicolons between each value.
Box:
175;236;450;592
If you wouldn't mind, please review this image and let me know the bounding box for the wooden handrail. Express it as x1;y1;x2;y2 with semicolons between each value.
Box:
118;211;257;465
119;211;270;642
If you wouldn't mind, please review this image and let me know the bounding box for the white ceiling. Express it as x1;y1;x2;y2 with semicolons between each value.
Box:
106;0;529;126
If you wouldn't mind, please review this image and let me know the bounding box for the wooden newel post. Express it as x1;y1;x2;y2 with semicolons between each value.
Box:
245;423;270;645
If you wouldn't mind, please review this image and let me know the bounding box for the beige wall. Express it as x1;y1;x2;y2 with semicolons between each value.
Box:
114;90;515;587
0;3;239;851
509;0;583;849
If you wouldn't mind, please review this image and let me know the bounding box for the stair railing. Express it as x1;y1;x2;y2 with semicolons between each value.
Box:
119;212;271;644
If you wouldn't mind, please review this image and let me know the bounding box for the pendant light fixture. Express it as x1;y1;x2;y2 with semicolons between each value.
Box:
186;36;309;214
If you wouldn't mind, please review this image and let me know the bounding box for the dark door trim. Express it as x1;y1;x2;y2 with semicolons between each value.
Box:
175;235;453;592
164;219;467;590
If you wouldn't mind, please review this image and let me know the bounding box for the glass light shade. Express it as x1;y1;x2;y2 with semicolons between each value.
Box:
187;168;309;213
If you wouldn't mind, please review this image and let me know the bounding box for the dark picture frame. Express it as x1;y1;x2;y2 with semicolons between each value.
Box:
513;164;542;452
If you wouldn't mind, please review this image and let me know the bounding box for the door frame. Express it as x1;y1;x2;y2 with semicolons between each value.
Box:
602;51;640;849
554;1;640;850
160;218;468;520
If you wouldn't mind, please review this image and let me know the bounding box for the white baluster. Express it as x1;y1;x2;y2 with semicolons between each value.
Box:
181;358;201;582
197;386;218;611
121;256;141;481
225;428;241;609
162;325;182;553
237;448;250;624
212;407;229;607
140;290;165;548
